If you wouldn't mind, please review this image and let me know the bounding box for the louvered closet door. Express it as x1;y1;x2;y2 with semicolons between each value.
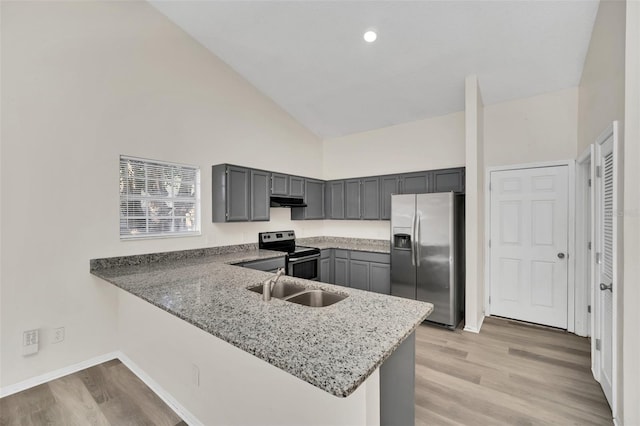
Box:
489;166;569;328
596;133;615;407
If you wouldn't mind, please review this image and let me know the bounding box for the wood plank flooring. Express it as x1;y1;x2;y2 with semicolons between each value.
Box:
0;359;185;426
1;317;612;425
415;316;613;425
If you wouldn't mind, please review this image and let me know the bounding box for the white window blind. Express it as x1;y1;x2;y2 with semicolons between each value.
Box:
119;155;201;239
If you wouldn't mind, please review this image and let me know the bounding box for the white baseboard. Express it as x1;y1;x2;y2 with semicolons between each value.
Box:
0;351;202;426
117;352;203;426
0;351;119;398
463;315;485;334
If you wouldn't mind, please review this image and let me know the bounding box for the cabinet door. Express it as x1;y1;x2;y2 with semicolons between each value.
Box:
290;176;305;197
304;179;325;219
349;260;370;291
320;257;332;284
370;262;391;294
328;181;345;219
379;175;399;220
334;258;349;286
400;172;431;194
345;179;361;219
361;177;380;220
271;173;289;196
250;170;270;221
226;166;250;221
433;168;465;193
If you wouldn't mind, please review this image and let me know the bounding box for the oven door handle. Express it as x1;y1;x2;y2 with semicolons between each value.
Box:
288;254;321;263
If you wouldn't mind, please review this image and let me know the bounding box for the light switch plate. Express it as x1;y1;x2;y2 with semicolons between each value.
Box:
23;329;39;356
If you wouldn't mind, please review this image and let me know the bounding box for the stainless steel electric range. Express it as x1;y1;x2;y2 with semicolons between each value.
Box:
258;231;320;281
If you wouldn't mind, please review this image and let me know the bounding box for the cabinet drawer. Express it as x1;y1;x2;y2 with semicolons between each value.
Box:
349;251;390;264
334;249;349;259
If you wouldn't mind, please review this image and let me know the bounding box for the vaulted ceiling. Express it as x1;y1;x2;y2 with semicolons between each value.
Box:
150;1;599;138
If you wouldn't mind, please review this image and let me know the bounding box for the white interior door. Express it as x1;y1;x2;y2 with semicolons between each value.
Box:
594;124;618;409
489;166;569;328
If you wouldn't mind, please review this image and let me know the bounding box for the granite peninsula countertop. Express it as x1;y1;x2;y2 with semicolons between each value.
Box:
297;236;390;254
90;239;430;398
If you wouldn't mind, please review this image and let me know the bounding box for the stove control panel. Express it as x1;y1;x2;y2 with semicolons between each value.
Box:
259;230;295;243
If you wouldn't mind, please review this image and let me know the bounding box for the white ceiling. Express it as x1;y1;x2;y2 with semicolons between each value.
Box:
149;1;599;139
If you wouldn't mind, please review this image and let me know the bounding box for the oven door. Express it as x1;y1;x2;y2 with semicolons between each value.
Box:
287;254;320;281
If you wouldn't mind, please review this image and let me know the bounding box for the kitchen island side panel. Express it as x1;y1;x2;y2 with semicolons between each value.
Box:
117;289;378;426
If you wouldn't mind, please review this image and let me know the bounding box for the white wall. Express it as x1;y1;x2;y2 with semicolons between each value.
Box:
578;0;627;155
484;87;579;167
464;75;485;333
0;1;323;388
321;111;465;239
623;1;640;424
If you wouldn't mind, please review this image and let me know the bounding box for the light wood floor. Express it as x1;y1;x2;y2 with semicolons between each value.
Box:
415;316;613;425
1;317;612;425
0;359;185;426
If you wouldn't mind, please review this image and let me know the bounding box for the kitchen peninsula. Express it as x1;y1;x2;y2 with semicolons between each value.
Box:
90;239;433;425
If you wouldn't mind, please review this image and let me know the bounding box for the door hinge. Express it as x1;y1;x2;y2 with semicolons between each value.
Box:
588;178;592;187
489;182;492;191
596;338;601;351
596;166;602;178
488;239;491;248
588;305;591;313
489;296;491;304
588;241;592;250
596;252;602;264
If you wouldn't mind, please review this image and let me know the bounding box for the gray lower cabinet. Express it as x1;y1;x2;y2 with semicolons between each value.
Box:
379;175;400;220
334;257;349;286
349;260;370;290
370;262;391;294
250;170;270;221
212;164;251;222
320;249;333;283
326;181;345;219
291;178;325;220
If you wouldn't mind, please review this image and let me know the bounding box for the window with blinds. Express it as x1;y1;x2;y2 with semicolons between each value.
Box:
119;156;201;239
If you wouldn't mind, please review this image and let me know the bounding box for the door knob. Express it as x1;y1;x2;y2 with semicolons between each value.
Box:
557;252;565;259
599;283;613;292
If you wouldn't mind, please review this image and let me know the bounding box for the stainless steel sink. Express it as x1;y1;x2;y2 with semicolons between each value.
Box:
248;281;306;299
284;290;348;308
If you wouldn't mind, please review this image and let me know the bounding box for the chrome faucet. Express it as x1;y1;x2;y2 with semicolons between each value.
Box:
262;268;286;301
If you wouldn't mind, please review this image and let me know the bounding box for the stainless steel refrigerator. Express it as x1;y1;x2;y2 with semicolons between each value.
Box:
391;192;465;328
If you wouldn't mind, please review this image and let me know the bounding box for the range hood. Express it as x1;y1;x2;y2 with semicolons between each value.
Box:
270;196;307;208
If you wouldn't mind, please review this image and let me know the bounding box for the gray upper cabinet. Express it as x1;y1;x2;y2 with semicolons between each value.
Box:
291;178;324;220
250;170;270;221
361;177;380;220
271;173;305;198
212;164;251;222
379;175;399;220
290;176;305;197
400;172;431;194
271;173;289;196
326;180;345;219
433;168;465;193
345;179;361;219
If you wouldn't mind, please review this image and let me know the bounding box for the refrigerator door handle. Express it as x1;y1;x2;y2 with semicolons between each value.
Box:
416;213;421;267
411;214;416;266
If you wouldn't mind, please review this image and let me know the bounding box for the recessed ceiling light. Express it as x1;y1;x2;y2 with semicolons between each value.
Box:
363;30;377;43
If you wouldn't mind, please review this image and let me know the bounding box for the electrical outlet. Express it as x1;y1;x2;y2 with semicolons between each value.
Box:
53;327;65;344
192;364;200;387
23;329;39;356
